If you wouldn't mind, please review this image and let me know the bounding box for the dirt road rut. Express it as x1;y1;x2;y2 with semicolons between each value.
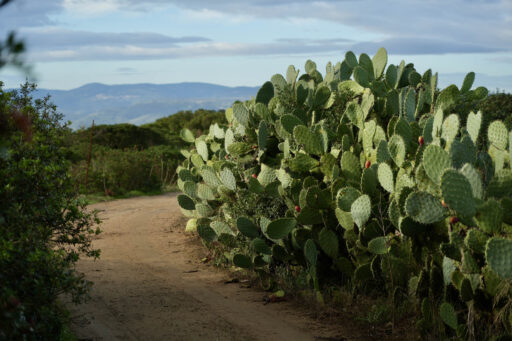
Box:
69;193;366;341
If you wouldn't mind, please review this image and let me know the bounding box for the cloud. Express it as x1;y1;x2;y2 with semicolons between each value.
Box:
21;28;210;49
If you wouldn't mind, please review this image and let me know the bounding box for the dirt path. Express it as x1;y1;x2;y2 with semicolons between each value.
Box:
68;193;373;341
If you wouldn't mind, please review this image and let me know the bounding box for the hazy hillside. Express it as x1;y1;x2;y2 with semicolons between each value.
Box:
32;82;259;128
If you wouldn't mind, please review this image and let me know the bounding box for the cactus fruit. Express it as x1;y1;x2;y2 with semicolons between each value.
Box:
418;136;424;146
450;217;459;225
295;205;301;213
251;174;257;179
365;160;371;169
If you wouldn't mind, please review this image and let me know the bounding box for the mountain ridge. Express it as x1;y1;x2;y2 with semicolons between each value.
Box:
28;82;259;128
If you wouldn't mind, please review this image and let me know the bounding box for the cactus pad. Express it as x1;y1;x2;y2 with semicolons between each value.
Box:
487;169;512;199
488;120;509;150
197;183;215;201
298;206;322;225
388;134;406;167
236;217;259;238
351;194;372;228
195;140;208;161
293;125;323;155
466;111;482;144
475;199;503;234
441;169;475;218
252;238;272;255
341;151;361;183
377;163;394;193
177;194;195;210
335;208;354;230
197;224;217;242
304;239;318;266
289;153;319;172
211;221;234;236
423;145;451;184
440;302;458;330
200;166;222;187
318;228;339;259
405;191;445;224
441;114;460;144
266;218;297;239
233;254;253;269
220;168;236;191
486;238;512;279
180;128;195;143
368;236;388;255
465;229;488;254
195;203;213;217
376;140;391;163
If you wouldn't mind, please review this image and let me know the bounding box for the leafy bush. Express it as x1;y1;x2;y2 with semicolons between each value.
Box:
0;83;100;339
71;145;180;195
176;48;512;339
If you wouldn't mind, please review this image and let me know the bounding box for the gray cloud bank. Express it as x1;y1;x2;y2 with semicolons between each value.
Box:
0;0;511;61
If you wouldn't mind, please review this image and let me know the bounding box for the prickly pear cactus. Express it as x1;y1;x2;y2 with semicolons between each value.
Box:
175;47;511;339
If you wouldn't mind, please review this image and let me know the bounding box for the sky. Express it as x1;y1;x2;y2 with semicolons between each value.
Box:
0;0;511;91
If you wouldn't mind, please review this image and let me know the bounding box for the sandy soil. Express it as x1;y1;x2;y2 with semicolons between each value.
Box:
68;193;378;341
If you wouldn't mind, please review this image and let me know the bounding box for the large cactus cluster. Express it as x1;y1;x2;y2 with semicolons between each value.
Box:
176;48;512;339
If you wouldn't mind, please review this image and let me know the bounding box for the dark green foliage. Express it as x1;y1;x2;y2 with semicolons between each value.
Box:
478;93;512;130
0;83;100;339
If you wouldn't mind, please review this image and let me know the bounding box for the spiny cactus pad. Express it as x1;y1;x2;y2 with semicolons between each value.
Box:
236;217;260;238
441;114;460;144
405;191;445;224
475;199;503;234
294;125;323;155
388;134;406;167
289;153;319;172
304;239;318;266
440;302;458;330
252;238;272;255
486;238;512;280
180;128;195;143
423;145;451;184
368;236;388;255
200;166;222;187
441;169;475;218
233;254;253;269
197;183;215;201
177;194;195;210
266;218;297;239
466;111;482;144
220;168;236;191
318;228;339;259
351;194;372;228
488;120;509;150
377;163;394;193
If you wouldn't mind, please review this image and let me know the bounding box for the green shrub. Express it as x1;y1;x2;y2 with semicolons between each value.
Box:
0;82;100;340
176;49;512;339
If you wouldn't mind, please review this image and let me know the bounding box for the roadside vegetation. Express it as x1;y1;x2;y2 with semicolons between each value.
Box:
176;48;512;340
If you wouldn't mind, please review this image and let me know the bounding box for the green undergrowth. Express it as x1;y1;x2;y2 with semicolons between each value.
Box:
83;186;179;205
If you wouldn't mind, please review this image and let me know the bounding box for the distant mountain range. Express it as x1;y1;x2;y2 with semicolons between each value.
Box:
31;82;259;128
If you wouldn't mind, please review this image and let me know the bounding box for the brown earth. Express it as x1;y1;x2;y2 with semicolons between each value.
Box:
68;193;388;341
